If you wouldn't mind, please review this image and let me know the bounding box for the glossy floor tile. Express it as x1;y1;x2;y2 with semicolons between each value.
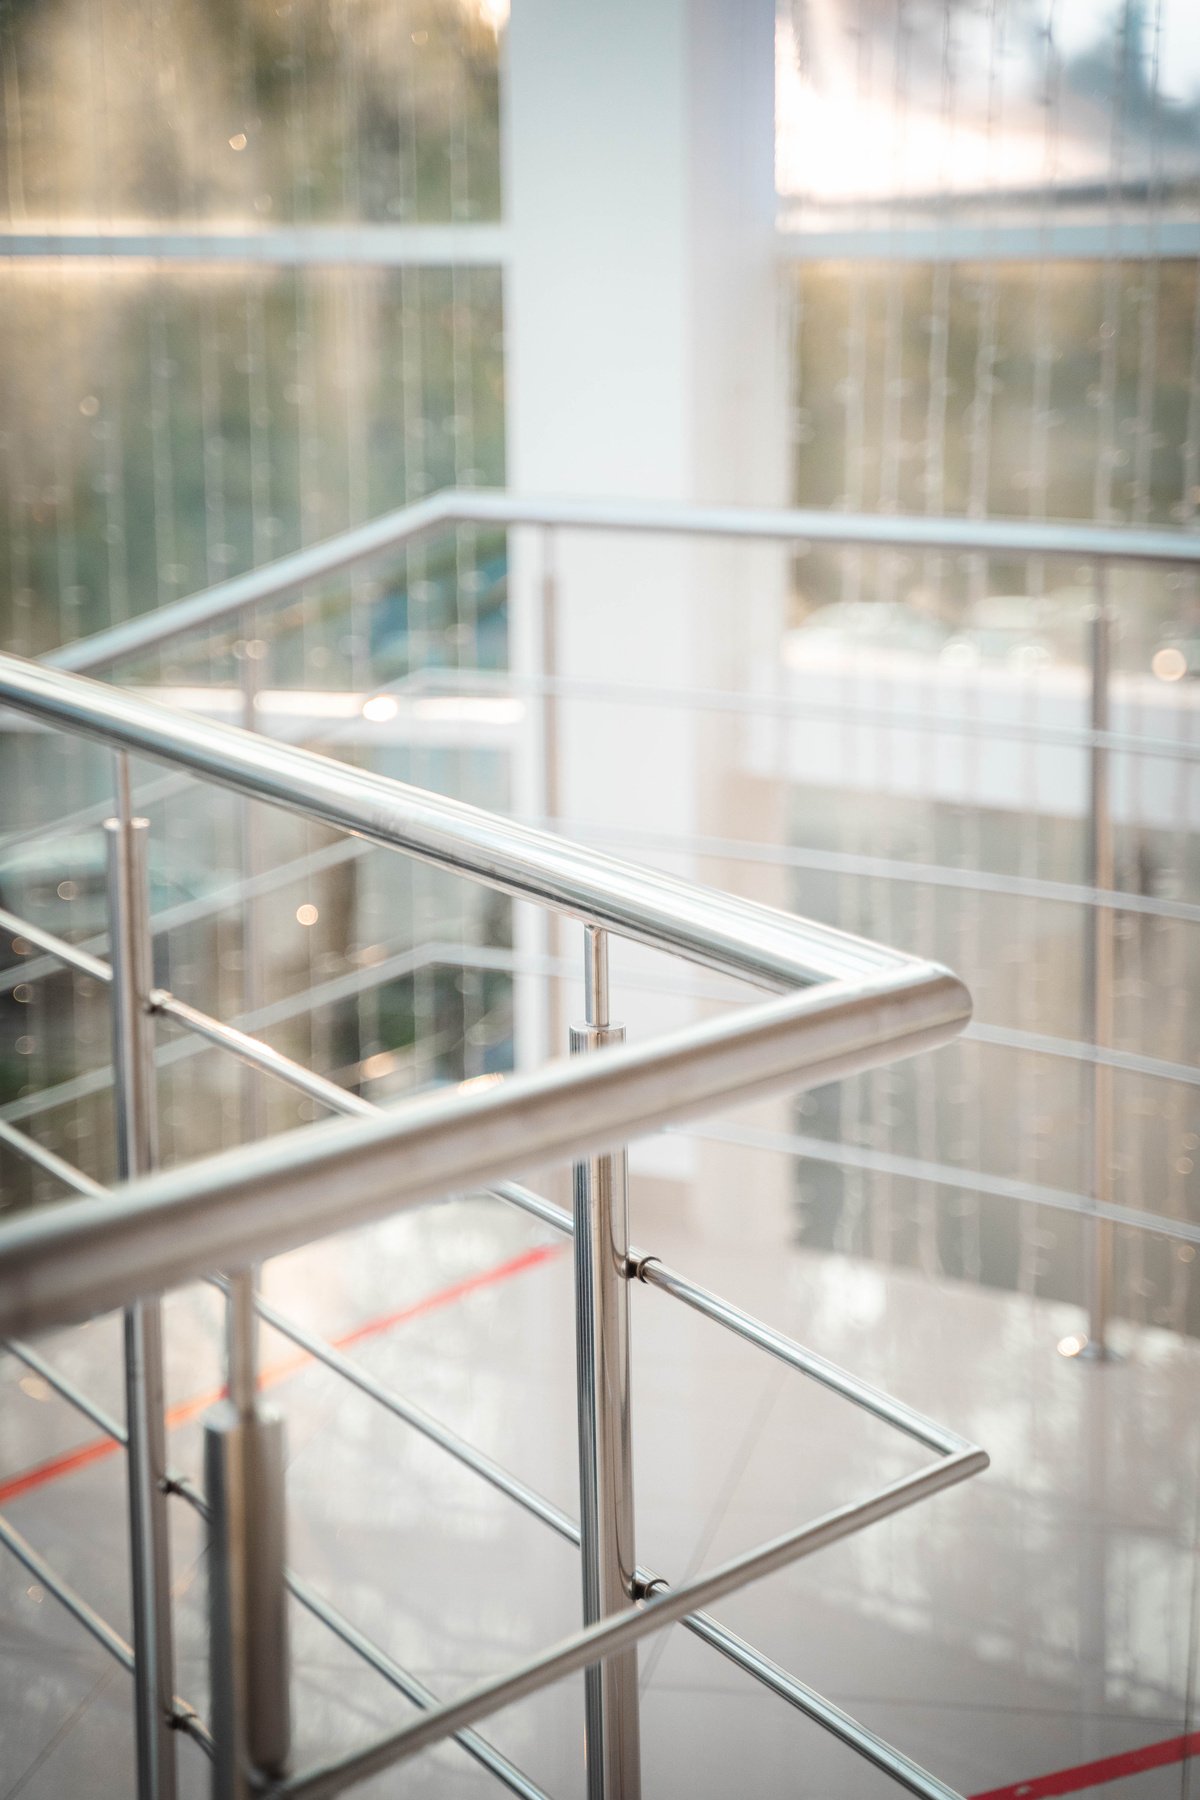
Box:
0;1185;1197;1799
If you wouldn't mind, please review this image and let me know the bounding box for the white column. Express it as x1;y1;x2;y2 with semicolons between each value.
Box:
504;0;790;1233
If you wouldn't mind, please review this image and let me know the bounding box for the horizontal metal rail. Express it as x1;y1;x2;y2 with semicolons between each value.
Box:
686;1118;1200;1250
0;822;348;996
0;1123;985;1504
43;488;1200;678
157;1397;982;1800
2;918;1192;1271
0;1294;551;1800
278;1566;552;1800
6;921;1195;1168
0;1505;135;1671
249;1284;579;1544
636;1258;968;1453
2;1253;969;1800
0;1507;213;1758
964;1020;1200;1092
0;938;509;1127
273;1448;986;1800
648;826;1200;930
0;650;970;1344
0;957;967;1340
168;1475;554;1800
0;1107;978;1800
435;664;1200;768
1;1108;979;1800
0;1369;542;1797
0;222;510;267
657;1605;962;1800
11;1123;907;1564
0;904;112;983
0;1117;109;1191
6;1337;125;1441
0;655;925;991
148;990;377;1121
8;777;1200;987
490;1183;968;1455
2;786;1197;1027
0;651;984;1797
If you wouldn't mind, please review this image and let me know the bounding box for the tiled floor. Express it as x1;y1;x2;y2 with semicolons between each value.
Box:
0;1178;1197;1799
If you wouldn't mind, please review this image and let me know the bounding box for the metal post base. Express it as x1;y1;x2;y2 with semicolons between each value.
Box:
205;1403;291;1798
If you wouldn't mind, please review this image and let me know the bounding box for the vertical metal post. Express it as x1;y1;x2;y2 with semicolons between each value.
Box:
206;614;292;1798
570;925;641;1800
1082;571;1116;1359
204;1395;290;1797
231;615;264;1410
541;529;564;1062
540;529;561;831
105;784;178;1800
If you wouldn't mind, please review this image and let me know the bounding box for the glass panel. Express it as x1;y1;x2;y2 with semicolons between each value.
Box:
778;0;1200;230
788;261;1200;659
0;732;514;1210
0;0;502;227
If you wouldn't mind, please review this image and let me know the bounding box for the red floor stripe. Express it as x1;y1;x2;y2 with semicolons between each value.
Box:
0;1240;565;1506
970;1729;1200;1799
331;1243;563;1353
12;1240;1193;1800
0;1433;128;1506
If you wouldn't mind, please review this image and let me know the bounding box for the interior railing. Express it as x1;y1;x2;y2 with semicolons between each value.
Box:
42;488;1200;682
0;651;981;1800
3;491;1199;1796
35;487;1200;1356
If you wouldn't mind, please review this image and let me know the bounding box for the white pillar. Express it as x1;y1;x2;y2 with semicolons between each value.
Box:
504;0;790;1235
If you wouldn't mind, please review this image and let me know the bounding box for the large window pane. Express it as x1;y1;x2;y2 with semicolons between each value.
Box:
0;0;502;226
0;262;505;655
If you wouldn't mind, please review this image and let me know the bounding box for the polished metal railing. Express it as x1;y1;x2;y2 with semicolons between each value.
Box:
34;487;1200;1358
4;487;1199;1794
0;651;981;1800
42;487;1200;682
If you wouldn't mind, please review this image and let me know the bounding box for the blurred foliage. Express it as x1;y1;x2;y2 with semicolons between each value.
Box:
0;0;505;656
790;260;1200;649
0;0;501;222
0;265;505;653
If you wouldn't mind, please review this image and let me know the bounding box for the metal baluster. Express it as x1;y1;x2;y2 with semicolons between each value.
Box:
206;613;291;1798
230;612;264;1418
204;1390;290;1797
570;925;641;1800
105;781;177;1800
1083;571;1116;1359
541;528;563;1062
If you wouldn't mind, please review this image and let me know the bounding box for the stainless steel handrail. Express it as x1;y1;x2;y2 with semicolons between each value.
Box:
0;957;965;1338
272;1448;987;1800
44;487;1200;676
0;647;979;1800
30;485;1199;1375
4;914;1194;1251
1;1111;975;1800
0;654;936;993
4;485;1193;1791
20;483;1196;1370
